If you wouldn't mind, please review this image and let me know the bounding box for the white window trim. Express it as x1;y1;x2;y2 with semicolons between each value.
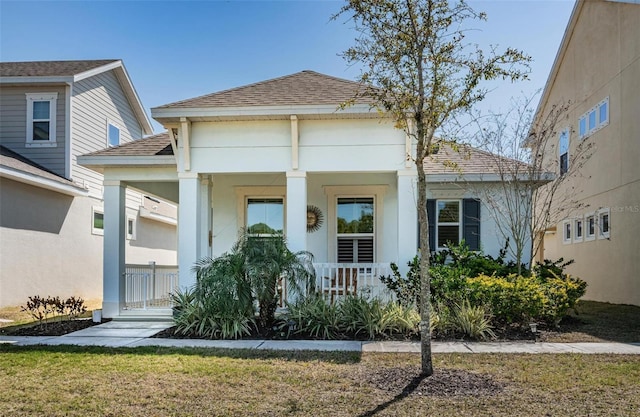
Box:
106;119;121;147
235;186;286;236
436;199;462;250
126;215;137;240
573;217;583;243
578;97;609;139
324;185;387;263
92;206;104;236
26;93;58;147
337;197;376;263
558;128;570;175
597;208;611;240
562;220;572;245
585;212;596;241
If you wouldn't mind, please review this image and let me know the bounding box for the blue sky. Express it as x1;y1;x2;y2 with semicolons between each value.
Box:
0;0;575;133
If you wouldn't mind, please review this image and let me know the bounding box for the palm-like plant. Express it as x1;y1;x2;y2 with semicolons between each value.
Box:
235;230;315;329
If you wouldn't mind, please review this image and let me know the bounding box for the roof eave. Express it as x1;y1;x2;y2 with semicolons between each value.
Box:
151;103;381;121
0;76;73;85
427;172;555;184
0;166;88;197
77;155;177;168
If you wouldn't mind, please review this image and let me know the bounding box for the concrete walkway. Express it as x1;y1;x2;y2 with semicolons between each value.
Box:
1;321;639;354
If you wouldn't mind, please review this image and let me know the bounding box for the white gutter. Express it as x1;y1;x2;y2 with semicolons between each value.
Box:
427;172;555;184
0;76;73;84
138;207;177;226
0;166;88;197
77;155;176;167
152;103;380;119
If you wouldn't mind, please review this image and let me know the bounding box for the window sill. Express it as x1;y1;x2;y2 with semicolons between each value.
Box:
26;142;57;148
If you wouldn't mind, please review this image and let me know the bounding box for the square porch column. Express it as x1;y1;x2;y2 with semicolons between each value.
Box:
102;181;126;318
397;170;418;276
178;173;201;290
286;171;307;253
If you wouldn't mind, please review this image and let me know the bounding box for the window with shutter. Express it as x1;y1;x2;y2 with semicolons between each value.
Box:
425;199;481;251
337;197;374;262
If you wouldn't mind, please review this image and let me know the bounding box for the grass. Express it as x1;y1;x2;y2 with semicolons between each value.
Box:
543;300;640;343
0;299;102;328
0;345;638;416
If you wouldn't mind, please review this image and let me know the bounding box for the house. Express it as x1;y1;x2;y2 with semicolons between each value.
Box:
0;60;178;308
534;0;639;305
79;70;538;319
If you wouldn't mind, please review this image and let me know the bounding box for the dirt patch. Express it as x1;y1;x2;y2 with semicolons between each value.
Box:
0;319;109;336
356;365;505;397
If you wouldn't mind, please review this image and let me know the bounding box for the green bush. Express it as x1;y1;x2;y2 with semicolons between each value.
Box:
449;300;496;340
379;256;421;308
285;294;340;339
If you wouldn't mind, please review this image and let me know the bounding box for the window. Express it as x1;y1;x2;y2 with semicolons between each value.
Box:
246;198;284;235
585;213;596;241
107;122;120;147
562;220;571;244
92;207;104;236
26;93;57;147
574;217;583;242
337;197;374;262
127;216;136;240
437;200;461;248
598;208;610;239
558;129;570;175
578;97;609;139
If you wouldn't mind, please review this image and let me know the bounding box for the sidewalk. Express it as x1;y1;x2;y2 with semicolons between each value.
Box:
1;321;639;354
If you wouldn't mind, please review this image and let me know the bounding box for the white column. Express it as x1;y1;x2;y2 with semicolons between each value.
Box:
397;170;418;276
199;176;211;259
286;171;307;253
102;181;126;318
178;173;201;290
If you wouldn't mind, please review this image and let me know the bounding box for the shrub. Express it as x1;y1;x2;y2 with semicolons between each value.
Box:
285;294;340;339
21;295;87;328
538;274;587;325
449;300;496;340
379;256;421;308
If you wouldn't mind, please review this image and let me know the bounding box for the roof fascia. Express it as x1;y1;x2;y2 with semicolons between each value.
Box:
151;104;379;119
77;155;176;167
427;172;554;184
0;76;73;84
0;166;88;197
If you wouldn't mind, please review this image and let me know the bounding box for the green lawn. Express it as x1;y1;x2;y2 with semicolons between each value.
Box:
0;345;638;416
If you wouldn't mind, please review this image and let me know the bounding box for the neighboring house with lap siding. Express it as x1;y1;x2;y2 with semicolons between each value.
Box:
0;60;177;308
79;70;542;319
534;0;640;306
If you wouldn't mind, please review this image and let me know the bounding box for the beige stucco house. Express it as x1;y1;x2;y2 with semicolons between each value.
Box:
79;70;541;319
535;0;639;305
0;60;177;308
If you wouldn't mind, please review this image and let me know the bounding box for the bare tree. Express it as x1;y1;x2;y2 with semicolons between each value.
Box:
334;0;530;376
469;94;593;271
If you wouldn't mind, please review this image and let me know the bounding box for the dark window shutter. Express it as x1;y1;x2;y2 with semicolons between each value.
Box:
427;199;436;251
463;199;481;251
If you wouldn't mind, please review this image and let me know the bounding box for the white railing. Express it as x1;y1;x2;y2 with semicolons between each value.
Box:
124;263;179;310
313;263;393;303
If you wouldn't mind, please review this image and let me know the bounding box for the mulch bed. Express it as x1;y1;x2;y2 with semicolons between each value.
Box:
0;318;109;336
355;365;505;397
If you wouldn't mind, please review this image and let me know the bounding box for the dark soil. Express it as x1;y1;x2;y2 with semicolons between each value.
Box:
0;318;109;336
355;365;505;397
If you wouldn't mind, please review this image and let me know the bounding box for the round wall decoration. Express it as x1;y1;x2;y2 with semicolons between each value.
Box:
306;205;324;233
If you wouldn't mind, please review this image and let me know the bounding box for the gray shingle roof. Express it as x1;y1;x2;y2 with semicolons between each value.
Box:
0;60;119;77
424;143;531;174
156;70;375;109
0;146;87;190
82;132;173;157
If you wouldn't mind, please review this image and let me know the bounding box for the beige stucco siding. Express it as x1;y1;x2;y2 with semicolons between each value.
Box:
0;85;67;177
72;70;143;196
538;0;640;305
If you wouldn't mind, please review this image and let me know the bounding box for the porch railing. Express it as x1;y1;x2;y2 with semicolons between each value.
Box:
313;263;393;303
124;263;179;310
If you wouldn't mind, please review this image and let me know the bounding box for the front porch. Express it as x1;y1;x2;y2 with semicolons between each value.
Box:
122;262;395;316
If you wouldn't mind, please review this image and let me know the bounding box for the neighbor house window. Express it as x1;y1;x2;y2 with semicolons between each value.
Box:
246;198;284;235
436;200;461;248
127;216;136;240
337;197;374;263
92;207;104;236
578;97;609;139
107;122;120;147
574;217;583;242
598;208;610;239
26;93;57;147
558;128;570;175
562;220;571;244
585;213;596;241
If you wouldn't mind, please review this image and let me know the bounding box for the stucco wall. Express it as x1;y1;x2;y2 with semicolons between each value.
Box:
0;178;177;307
